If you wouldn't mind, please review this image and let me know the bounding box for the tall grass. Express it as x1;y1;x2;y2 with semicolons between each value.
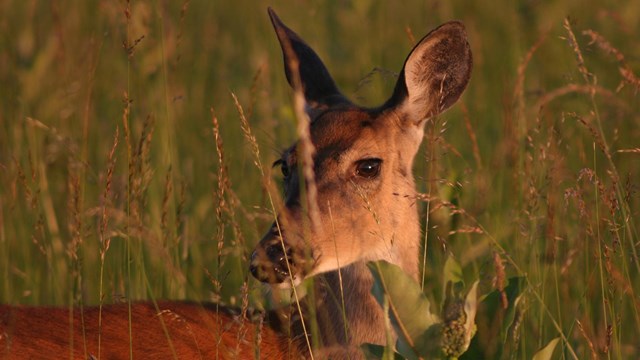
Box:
0;0;638;358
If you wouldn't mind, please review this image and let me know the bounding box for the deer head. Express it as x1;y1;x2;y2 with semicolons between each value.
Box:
250;9;472;287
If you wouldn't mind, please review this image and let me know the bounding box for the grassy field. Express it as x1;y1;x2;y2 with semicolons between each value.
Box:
1;0;638;358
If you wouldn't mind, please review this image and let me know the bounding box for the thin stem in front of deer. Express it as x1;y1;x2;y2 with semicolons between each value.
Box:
420;109;446;291
98;126;119;359
232;93;314;359
351;181;381;226
351;180;402;284
279;25;321;234
269;20;325;356
121;93;134;360
211;108;226;360
143;279;180;360
122;2;134;355
212;104;251;356
421;118;435;292
420;204;430;292
351;180;401;279
327;202;350;343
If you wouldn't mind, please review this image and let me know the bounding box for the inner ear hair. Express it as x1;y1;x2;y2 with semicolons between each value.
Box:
389;21;473;123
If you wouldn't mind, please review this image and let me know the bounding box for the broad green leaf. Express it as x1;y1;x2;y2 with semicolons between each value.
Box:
532;337;560;360
368;260;440;359
462;281;479;353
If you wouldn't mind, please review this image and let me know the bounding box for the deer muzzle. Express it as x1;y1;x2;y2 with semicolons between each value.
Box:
249;223;312;285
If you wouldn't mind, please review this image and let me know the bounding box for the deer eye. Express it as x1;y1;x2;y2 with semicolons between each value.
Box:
280;161;290;178
273;159;290;178
355;159;382;179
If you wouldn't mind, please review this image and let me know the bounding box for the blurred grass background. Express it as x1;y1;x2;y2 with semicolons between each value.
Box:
0;0;638;358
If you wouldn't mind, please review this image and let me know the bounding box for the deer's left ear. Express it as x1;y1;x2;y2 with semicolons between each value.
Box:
268;8;347;110
386;21;472;125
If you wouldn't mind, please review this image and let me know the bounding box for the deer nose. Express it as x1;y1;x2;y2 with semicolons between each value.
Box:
249;242;292;284
249;250;265;281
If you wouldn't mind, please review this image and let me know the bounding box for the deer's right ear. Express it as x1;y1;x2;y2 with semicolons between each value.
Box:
386;21;472;125
268;8;346;110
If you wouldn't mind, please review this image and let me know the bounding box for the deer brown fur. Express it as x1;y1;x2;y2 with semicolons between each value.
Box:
0;302;295;359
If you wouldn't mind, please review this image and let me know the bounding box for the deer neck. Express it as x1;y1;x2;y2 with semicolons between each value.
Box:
311;186;422;348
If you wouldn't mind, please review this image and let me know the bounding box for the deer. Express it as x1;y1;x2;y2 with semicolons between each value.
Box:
0;8;471;360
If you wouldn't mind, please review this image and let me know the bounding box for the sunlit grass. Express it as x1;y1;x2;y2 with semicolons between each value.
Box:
0;0;638;358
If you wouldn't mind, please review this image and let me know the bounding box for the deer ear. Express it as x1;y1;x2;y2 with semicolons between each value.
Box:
386;21;472;124
268;8;346;109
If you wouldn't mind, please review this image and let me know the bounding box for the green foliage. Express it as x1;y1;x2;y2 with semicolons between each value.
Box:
368;258;481;359
532;338;561;360
369;260;441;359
461;277;526;359
441;281;479;358
442;256;463;294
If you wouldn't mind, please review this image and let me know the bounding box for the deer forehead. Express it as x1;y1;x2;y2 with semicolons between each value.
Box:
307;108;405;165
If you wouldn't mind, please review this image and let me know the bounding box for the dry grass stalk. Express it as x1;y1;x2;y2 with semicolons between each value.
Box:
233;93;263;175
576;168;613;216
12;152;46;255
504;302;524;356
460;103;482;169
563;18;592;84
559;248;578;276
66;166;81;262
277;31;321;235
212;102;258;346
616;148;640;154
560;21;639;277
100;127;119;258
448;226;483;235
121;92;132;231
404;26;416;45
128;114;155;227
534;84;625;111
234;283;250;356
246;65;264;120
161;165;173;247
210;108;249;359
211;108;229;284
98;114;122;360
492;252;508;309
564;185;590;222
123;35;145;58
603;323;613;354
232;92;313;358
439;135;463;159
354;66;398;100
13;157;35;211
514;30;548;122
217;103;248;266
175;0;191;64
582;29;640;93
176;180;186;260
569;110;617;172
576;319;598;360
